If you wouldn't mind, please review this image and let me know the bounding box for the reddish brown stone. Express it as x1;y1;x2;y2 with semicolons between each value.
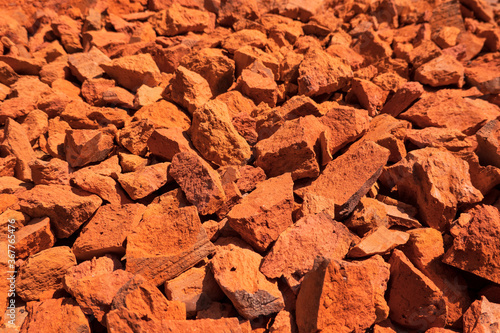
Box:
235;60;278;107
298;48;352;97
221;29;268;54
100;53;160;92
255;115;324;180
64;129;114;168
15;217;55;260
476;118;500;168
261;212;359;291
164;264;224;316
465;54;500;95
163;66;213;114
388;249;447;331
72;203;146;260
443;205;500;285
20;298;90;333
134;100;191;130
63;255;133;323
18;185;102;238
415;54;465;88
296;141;390;218
382;81;424;117
67;47;110;82
403;228;472;327
400;89;500;135
190;99;252;166
210;243;284;319
181;48;235;96
134;84;163;108
17;246;77;301
296;255;390;333
0;56;46;76
406;127;476;152
149;3;214;36
20;109;49;144
0;61;19;86
234;45;280;80
351;78;389;116
71;168;130;205
463;296;500;333
169;151;226;215
236;165;266;193
118;162;171;200
147;127;193;161
381;147;483;231
106;274;186;331
118;152;148;173
0;118;36;181
227;173;294;252
117;119;155;156
126;204;215;285
348;226;409;258
51;15;84;53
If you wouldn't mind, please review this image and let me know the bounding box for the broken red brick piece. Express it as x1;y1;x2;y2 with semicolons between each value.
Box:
255;115;324;180
126;204;215;285
100;53;160;92
190;99;252;166
17;246;77;301
20;298;90;333
64;129;114;168
210;243;284;319
348;226;409;258
403;228;472;327
298;47;353;97
388;249;447;331
72;203;146;260
381;147;483;231
118;162;171;200
381;81;424;117
163;66;213;114
261;212;359;292
169;151;226;215
415;54;465;88
63;255;133;323
18;185;102;238
164;264;224;316
400;89;500;135
106;274;186;331
296;140;390;217
15;217;55;260
227;173;294;252
463;296;500;333
296;255;390;332
443;204;500;285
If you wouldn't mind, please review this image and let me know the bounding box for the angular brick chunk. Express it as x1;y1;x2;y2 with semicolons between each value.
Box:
400;89;500;135
170;151;226;215
261;212;358;291
415;54;464;87
0;118;36;181
72;203;146;260
63;256;133;323
68;47;110;82
403;228;471;327
164;264;224;316
298;48;353;97
20;298;90;333
150;3;214;36
107;275;186;331
71;168;130;205
381;81;424;117
134;100;191;130
388;250;447;331
476;118;500;168
163;66;213;114
296;256;390;333
443;205;500;285
147;128;194;161
381;147;482;231
296;141;390;218
227;173;294;252
351;78;389;116
100;53;160;92
118;162;171;200
117;119;155;156
463;296;500;333
210;243;284;319
18;185;102;238
64;129;114;168
191;100;252;166
15;217;55;259
17;246;77;301
255;115;324;180
348;226;409;258
126;205;215;285
30;158;70;185
235;60;278;107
